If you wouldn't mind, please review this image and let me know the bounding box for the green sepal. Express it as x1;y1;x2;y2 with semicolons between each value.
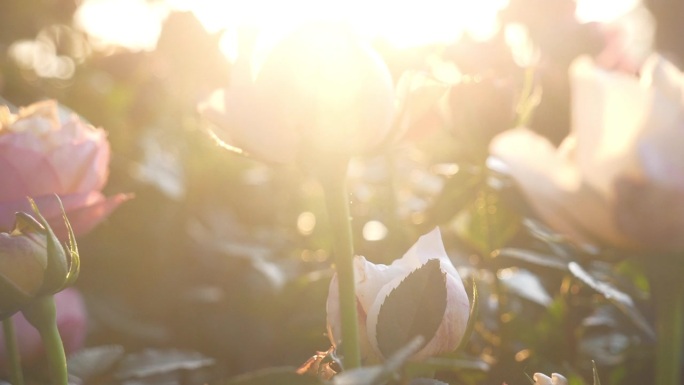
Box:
27;197;69;293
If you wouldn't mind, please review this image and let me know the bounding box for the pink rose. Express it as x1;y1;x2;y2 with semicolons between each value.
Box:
0;288;87;368
200;24;395;164
0;100;130;238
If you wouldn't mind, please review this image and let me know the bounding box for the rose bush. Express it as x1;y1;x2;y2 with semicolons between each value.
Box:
0;288;86;369
490;53;684;252
326;228;470;362
0;100;129;239
199;23;395;164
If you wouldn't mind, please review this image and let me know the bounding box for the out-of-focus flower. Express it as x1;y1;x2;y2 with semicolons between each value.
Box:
0;205;78;318
0;288;86;369
594;3;655;74
326;228;469;362
533;372;568;385
199;24;395;164
490;53;684;252
0;100;129;238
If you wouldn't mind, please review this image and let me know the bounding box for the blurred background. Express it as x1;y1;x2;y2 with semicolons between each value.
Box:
0;1;681;384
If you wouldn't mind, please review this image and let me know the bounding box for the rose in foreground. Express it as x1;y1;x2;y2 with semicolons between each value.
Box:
0;288;86;369
533;372;568;385
490;53;684;252
200;23;395;164
326;228;469;362
0;100;130;238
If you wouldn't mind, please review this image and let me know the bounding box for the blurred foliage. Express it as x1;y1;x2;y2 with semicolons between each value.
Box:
0;1;674;385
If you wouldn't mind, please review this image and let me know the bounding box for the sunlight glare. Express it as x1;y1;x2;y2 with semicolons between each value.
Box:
75;0;170;51
575;0;641;22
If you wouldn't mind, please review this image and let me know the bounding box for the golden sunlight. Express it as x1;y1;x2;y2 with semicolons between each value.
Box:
75;0;643;55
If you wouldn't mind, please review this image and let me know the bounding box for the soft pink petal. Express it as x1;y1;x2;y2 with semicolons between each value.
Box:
0;144;64;201
0;192;131;238
48;134;110;194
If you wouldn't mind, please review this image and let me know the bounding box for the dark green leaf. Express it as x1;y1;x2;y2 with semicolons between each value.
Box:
376;259;447;357
496;248;569;271
568;262;655;339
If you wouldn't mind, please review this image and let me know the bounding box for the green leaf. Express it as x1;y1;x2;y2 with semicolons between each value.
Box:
568;262;655;339
218;367;324;385
27;197;68;292
376;259;447;358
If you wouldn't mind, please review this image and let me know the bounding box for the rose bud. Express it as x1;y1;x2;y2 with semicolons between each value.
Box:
199;23;395;164
0;201;78;318
326;228;469;363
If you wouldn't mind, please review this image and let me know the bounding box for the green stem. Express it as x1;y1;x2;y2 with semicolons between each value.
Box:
22;296;68;385
320;159;361;370
654;275;684;385
2;318;25;385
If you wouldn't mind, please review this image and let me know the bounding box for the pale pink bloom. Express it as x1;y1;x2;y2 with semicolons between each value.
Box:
490;53;684;251
0;288;87;368
326;228;469;362
0;100;130;238
200;24;395;164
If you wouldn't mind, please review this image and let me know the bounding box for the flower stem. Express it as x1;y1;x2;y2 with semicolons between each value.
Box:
22;296;68;385
654;273;684;385
2;318;25;385
320;159;361;370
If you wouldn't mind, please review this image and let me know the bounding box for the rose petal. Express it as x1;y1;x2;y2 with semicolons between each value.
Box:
0;144;64;201
0;192;131;238
491;127;634;248
570;55;648;197
48;131;110;193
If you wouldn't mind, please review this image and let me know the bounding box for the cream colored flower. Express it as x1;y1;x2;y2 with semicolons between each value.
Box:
200;24;395;164
326;228;470;362
490;53;684;252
